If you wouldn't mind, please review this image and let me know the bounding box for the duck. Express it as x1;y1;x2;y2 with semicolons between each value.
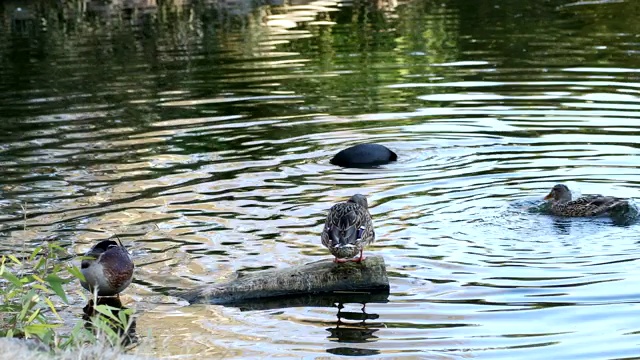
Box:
543;184;629;217
80;238;134;297
321;194;375;263
330;144;397;168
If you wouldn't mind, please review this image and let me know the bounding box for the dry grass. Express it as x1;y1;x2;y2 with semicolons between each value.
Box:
0;337;153;360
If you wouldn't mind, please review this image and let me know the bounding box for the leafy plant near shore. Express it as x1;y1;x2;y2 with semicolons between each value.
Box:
0;242;72;342
0;242;136;351
0;206;135;353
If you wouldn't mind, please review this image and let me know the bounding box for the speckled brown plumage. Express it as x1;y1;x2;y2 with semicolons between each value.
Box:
321;194;375;263
543;184;629;217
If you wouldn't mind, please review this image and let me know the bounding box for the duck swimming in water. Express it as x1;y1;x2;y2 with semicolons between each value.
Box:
80;238;134;297
330;144;397;168
321;194;375;263
543;184;629;217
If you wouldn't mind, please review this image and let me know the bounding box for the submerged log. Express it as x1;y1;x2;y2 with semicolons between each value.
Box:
177;256;389;305
230;289;390;311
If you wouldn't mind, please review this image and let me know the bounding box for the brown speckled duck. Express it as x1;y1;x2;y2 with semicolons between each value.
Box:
543;184;629;217
80;238;134;297
321;194;375;263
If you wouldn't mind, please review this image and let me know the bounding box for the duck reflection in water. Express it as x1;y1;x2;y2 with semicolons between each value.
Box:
552;217;572;235
228;291;388;356
82;296;138;346
325;301;382;357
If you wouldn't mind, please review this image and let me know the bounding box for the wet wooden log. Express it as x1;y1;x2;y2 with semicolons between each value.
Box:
177;256;389;305
229;289;390;311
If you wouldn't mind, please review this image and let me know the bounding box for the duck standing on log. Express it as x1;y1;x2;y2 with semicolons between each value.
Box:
321;194;375;263
80;238;134;298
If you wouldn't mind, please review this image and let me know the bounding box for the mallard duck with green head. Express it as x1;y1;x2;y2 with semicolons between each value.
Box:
543;184;629;217
80;238;134;297
321;194;375;263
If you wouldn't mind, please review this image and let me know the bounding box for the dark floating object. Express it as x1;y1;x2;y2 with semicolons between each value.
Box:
176;255;390;305
330;144;397;168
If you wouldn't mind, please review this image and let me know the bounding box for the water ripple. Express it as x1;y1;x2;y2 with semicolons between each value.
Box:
3;0;640;359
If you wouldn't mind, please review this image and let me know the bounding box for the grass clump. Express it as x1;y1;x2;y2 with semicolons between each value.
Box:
0;240;137;357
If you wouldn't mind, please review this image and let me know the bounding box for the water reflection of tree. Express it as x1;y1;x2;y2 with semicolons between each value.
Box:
0;0;456;123
3;0;640;138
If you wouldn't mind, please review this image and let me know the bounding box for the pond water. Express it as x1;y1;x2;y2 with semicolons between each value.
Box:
2;0;640;358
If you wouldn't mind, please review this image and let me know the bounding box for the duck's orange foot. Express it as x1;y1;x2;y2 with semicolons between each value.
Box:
351;249;365;263
333;257;350;263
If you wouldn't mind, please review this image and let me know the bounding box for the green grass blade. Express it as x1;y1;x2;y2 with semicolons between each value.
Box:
45;274;69;304
1;269;22;287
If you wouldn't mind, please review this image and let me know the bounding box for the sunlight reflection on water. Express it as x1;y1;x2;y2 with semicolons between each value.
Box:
3;0;640;358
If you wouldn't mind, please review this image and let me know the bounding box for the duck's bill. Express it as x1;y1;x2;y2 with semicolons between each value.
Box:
543;193;553;200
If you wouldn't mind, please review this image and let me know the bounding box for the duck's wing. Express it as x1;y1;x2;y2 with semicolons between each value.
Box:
360;213;375;246
101;248;134;281
568;195;628;216
322;202;373;248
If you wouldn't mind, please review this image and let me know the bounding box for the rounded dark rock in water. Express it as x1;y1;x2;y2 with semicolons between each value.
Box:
330;144;398;168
